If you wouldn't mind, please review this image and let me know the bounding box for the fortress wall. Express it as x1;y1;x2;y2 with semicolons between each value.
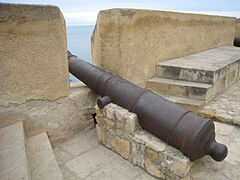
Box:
236;19;240;38
0;82;98;145
0;4;96;144
0;3;69;106
91;9;236;86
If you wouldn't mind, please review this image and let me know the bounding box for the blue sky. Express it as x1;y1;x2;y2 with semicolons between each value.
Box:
3;0;240;25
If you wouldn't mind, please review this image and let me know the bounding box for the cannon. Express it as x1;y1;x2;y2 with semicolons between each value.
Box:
68;51;227;162
234;37;240;47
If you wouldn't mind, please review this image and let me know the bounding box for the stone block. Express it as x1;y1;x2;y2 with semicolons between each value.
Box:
115;108;129;121
0;121;30;180
95;104;193;179
146;147;159;161
125;113;138;133
112;137;130;159
0;3;69;105
145;158;165;179
26;132;63;180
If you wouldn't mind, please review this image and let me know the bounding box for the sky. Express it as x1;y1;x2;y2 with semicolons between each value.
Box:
2;0;240;26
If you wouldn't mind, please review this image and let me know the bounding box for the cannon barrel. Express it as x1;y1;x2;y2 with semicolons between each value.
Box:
68;51;227;162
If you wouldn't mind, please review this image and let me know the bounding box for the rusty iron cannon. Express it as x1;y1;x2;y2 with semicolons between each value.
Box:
68;51;227;162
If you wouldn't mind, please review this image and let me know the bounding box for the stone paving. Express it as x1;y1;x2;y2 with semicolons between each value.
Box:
200;80;240;126
53;121;240;180
53;129;157;180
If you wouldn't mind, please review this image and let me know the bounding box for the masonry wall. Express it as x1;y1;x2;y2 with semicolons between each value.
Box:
0;3;97;145
0;3;69;105
0;82;98;145
236;19;240;38
95;103;192;179
91;9;236;86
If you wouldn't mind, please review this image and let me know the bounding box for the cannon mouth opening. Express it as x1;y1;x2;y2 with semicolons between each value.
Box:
97;96;111;109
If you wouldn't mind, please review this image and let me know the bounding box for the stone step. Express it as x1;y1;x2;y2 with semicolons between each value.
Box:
157;94;205;114
26;132;63;180
147;77;213;101
0;121;30;180
155;46;240;84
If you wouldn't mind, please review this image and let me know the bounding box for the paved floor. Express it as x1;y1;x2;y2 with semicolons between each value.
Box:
200;80;240;126
53;129;157;180
53;80;240;180
53;121;240;180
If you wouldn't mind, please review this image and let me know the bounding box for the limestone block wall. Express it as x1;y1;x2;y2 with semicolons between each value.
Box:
236;18;240;38
92;8;236;86
95;103;192;179
0;3;69;105
0;82;98;146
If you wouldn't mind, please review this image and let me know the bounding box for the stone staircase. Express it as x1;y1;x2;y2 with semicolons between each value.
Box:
0;121;63;180
146;46;240;113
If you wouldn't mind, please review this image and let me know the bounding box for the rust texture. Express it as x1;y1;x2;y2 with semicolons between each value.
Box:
68;51;227;162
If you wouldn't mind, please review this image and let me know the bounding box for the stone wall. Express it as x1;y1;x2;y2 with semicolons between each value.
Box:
0;82;98;146
91;8;236;86
236;18;240;38
0;3;69;105
95;103;192;179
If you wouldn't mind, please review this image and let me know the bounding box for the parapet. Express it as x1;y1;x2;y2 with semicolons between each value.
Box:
0;3;69;105
92;8;236;86
236;18;240;38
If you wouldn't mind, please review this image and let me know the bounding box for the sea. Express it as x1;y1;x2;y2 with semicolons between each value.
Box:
66;25;95;83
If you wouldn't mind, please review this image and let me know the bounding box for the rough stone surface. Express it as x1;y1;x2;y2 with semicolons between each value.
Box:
96;103;192;179
0;3;69;105
112;137;130;159
199;80;240;126
95;103;240;179
0;82;98;145
92;8;235;86
53;121;240;179
26;132;63;180
53;129;153;180
236;18;240;38
147;46;240;113
0;121;30;180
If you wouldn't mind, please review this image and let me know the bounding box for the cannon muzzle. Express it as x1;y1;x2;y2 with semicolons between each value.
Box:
68;51;227;162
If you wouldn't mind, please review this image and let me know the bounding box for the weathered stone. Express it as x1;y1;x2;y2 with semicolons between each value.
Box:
125;113;138;133
105;118;115;127
112;137;130;159
146;147;159;161
103;104;116;120
199;80;240;126
95;105;103;117
0;3;69;105
26;132;63;180
132;142;145;168
116;129;123;136
92;8;235;86
53;146;72;166
164;146;191;177
0;121;30;180
102;131;112;148
96;124;102;141
115;108;129;121
60;129;99;156
0;83;98;146
65;146;116;179
236;18;240;38
117;122;123;129
145;158;165;179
